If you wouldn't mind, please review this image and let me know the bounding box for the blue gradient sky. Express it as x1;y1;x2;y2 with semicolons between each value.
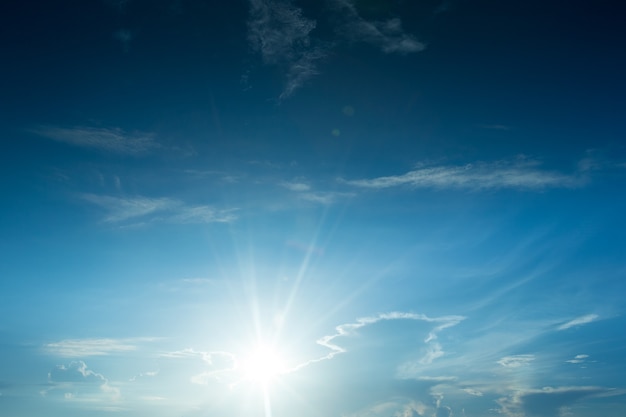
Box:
1;1;626;416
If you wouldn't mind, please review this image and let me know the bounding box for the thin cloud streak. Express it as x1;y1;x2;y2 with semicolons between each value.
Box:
44;338;155;357
557;314;599;330
331;0;425;54
30;126;159;155
340;160;586;191
81;194;238;225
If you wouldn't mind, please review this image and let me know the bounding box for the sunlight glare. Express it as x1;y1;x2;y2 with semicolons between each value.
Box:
240;343;287;385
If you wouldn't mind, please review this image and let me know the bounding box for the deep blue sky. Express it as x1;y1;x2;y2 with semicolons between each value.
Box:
1;1;626;416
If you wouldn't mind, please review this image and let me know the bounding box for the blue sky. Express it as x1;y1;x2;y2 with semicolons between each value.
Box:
1;0;626;416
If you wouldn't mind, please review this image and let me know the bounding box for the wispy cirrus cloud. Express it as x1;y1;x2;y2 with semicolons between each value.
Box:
44;338;155;357
81;194;238;225
30;126;159;155
331;0;425;54
339;159;585;191
247;0;425;99
247;0;325;100
280;180;354;204
557;313;599;330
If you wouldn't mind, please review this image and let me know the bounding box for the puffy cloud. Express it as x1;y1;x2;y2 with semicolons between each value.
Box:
48;361;106;384
43;361;120;404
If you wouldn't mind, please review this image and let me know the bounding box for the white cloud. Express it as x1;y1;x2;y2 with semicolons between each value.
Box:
247;0;325;99
299;191;354;205
566;354;589;364
339;159;585;191
295;311;464;371
81;194;237;225
462;388;483;396
247;0;424;98
331;1;425;54
44;338;153;357
557;314;599;330
418;376;458;382
498;386;623;417
30;126;158;155
280;181;311;192
43;361;120;404
497;354;535;368
280;179;354;204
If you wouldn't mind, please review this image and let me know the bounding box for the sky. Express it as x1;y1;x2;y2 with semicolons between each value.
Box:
1;0;626;416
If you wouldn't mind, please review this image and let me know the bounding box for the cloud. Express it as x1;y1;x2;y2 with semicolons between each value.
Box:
44;338;153;357
499;386;622;417
497;354;535;368
113;29;132;52
247;0;325;99
30;126;158;155
43;361;120;403
557;314;599;330
280;181;311;192
280;180;354;204
160;348;239;386
339;159;585;191
247;0;424;98
462;388;483;396
331;0;425;54
296;311;465;371
565;354;589;364
48;361;107;384
81;194;237;225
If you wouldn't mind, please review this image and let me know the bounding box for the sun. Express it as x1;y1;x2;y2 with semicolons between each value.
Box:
239;343;287;385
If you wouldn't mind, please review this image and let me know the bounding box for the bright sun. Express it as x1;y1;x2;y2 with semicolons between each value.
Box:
240;343;287;385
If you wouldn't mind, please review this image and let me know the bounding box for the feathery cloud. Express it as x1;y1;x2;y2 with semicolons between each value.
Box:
331;0;425;54
247;0;424;98
340;159;585;191
557;314;599;331
30;126;158;155
44;338;151;357
81;194;237;225
247;0;324;99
